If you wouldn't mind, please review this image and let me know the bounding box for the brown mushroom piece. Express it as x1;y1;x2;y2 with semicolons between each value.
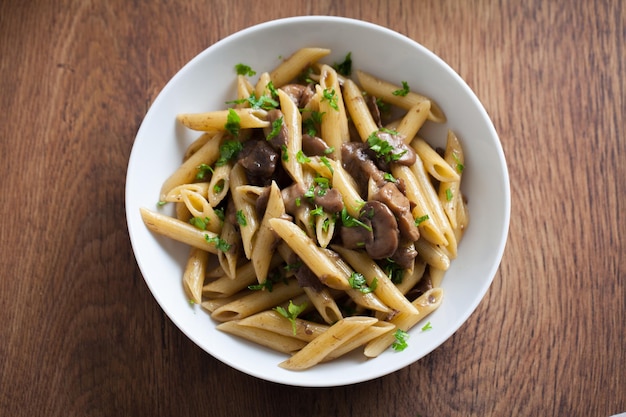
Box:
280;83;316;108
313;187;344;213
340;217;373;250
264;109;288;150
341;142;387;196
237;139;280;186
302;134;331;156
372;182;420;242
360;200;399;259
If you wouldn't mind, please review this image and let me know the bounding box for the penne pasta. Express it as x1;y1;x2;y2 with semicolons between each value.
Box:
356;70;446;123
270;47;331;87
177;108;269;132
159;132;224;201
364;287;444;358
183;247;209;304
279;316;378;370
144;46;470;370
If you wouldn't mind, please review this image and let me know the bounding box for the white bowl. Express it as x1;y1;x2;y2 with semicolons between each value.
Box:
126;16;510;387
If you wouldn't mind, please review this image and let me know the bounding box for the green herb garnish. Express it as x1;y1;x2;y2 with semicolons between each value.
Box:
274;300;308;335
392;329;410;351
204;235;231;252
333;52;352;76
236;210;247;227
225;108;241;136
392;81;410;97
235;63;256;77
189;216;210;230
414;214;430;226
216;140;243;166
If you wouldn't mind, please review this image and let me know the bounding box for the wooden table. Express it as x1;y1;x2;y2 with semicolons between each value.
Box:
1;0;624;415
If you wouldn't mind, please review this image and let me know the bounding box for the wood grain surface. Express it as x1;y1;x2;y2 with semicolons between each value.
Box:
1;0;624;416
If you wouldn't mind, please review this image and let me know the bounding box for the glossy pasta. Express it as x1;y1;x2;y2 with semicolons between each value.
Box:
140;47;469;370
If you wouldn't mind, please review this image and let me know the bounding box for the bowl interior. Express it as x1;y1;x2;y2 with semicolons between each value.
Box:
126;16;510;387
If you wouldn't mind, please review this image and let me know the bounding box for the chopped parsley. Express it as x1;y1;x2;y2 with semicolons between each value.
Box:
322;88;339;111
445;188;453;201
320;156;334;174
281;144;289;161
340;207;372;231
348;272;377;294
414;214;430;226
296;150;311;164
421;321;433;332
383;258;404;284
266;116;283;140
189;216;210;230
392;81;410;97
204;234;231;252
215;140;243;166
227;93;279;110
225;108;241;136
392;329;410;351
333;52;352;76
235;63;256;77
236;210;247;226
301;110;324;136
274;300;308;335
452;152;464;173
383;172;396;182
196;163;213;180
367;130;407;163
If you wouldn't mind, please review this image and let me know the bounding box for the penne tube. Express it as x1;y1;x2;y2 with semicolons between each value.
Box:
323;320;395;361
180;189;223;234
177;108;269;131
217;218;241;279
329;160;365;216
183;132;216;161
269;218;351;290
406;149;457;254
395;100;431;144
318;65;350;158
332;246;419;316
251;182;285;283
217;320;307;354
356;70;446;123
342;78;379;142
364;287;444;358
211;279;304;322
303;287;343;324
140;207;220;254
254;72;272;99
279;316;378;370
207;163;231;207
391;164;448;246
277;88;304;183
230;163;260;259
203;256;283;298
238;310;329;342
327;250;392;314
236;74;255;102
163;182;210;203
414;238;451;271
183;247;209;304
270;47;331;87
413;137;460;183
159;132;224;201
395;260;427;295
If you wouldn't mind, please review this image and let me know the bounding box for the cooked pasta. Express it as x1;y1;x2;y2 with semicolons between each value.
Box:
140;46;469;370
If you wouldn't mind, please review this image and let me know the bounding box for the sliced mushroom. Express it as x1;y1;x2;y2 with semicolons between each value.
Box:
372;182;420;242
302;134;331;156
360;201;399;259
237;139;279;186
